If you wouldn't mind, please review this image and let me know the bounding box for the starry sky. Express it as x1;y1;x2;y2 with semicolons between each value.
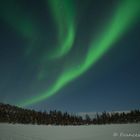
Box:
0;0;140;112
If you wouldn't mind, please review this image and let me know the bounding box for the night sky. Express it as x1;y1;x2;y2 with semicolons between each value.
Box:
0;0;140;112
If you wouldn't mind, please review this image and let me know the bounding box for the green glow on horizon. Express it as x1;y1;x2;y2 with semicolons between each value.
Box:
19;0;140;107
48;0;76;59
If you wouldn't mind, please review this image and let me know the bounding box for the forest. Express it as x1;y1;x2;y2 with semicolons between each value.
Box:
0;103;140;125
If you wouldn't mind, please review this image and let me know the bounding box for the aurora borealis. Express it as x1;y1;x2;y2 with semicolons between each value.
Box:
0;0;140;112
48;0;76;59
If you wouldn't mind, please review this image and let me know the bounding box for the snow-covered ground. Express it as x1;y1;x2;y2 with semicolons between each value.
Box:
0;123;139;140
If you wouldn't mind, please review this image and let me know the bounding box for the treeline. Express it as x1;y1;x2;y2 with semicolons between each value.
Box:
0;103;140;125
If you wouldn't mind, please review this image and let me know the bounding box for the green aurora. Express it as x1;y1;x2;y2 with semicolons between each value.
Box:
18;0;140;107
0;0;44;56
47;0;76;59
0;1;35;39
